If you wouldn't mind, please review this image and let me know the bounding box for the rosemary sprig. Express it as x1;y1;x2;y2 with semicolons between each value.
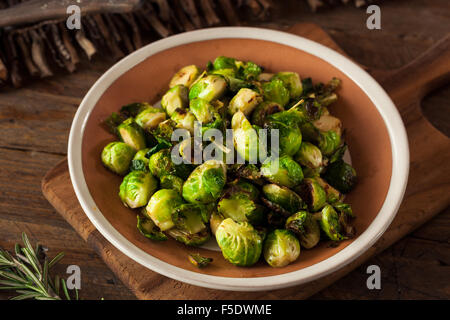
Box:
0;232;78;300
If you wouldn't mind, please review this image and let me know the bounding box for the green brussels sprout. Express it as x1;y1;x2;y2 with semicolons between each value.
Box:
217;187;265;225
152;119;177;144
285;211;320;249
334;202;355;218
322;160;357;194
240;61;262;80
295;142;323;169
262;78;290;107
251;101;284;127
182;160;226;204
135;107;167;131
232;111;266;163
172;203;207;235
334;202;356;238
228;88;262;116
189;75;227;102
264;111;302;156
160;174;184;194
161;85;189;117
216;218;263;267
171;110;196;134
229;179;260;200
262;184;305;214
258;72;274;82
117;118;147;150
189;98;215;124
212;56;238;71
101;142;136;175
148;149;192;180
313;114;342;136
188;253;213;268
119;171;158;208
145;189;184;231
130;148;150;171
119;102;150;118
228;164;265;185
166;228;210;246
210;211;225;236
318;130;341;156
169;65;201;88
137;215;167;241
260;155;304;188
319;204;345;241
263;229;300;267
314;177;344;204
295;178;327;212
273;72;302;99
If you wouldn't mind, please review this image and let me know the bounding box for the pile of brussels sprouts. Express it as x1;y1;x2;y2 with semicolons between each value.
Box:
100;56;357;268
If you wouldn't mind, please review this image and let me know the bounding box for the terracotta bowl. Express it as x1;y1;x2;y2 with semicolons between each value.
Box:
68;27;409;291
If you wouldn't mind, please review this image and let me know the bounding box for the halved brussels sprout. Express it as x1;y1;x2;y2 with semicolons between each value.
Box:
295;142;323;169
232;111;266;163
161;85;189;117
334;202;356;237
264;111;302;156
251;101;284;127
188;253;213;268
273;72;302;100
295;178;327;212
262;78;290;107
145;189;184;231
152;119;177;144
160;174;184;194
263;229;300;268
319;204;345;241
166;228;210;246
169;65;201;88
182;160;226;204
228;88;262;116
119;171;158;208
130;148;150;172
229;179;260;200
210;211;225;236
135;107;166;131
314;177;344;204
101;142;136;175
189;75;227;102
285;211;320;249
117;118;147;150
172;203;207;235
217;188;265;225
137;215;167;241
322;160;357;194
189;98;215;124
171;109;196;134
260;155;304;188
262;184;305;214
148;148;192;180
313;114;342;136
216;218;263;267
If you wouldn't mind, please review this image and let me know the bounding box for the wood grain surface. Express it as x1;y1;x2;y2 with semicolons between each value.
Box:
0;0;449;299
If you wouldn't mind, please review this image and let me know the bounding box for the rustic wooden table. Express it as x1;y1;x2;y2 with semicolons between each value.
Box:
0;0;448;300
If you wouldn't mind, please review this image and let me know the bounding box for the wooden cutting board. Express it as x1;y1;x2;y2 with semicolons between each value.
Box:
41;23;450;300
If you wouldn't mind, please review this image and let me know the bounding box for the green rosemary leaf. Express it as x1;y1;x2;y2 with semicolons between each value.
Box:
48;252;65;269
61;278;71;301
54;275;60;296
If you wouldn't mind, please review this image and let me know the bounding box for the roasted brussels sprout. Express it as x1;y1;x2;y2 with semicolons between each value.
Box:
146;189;184;231
258;72;274;82
189;75;227;102
171;109;196;133
148;148;192;180
218;186;265;225
182;160;226;204
318;130;341;157
262;184;305;214
188;253;213;268
319;204;345;241
119;171;158;208
166;228;211;246
260;155;304;188
295;178;327;212
137;215;167;241
264;111;302;156
101;142;136;175
228;163;265;185
161;85;189;117
262;78;290;107
251;101;284;127
295;142;323;169
169;65;201;88
172;203;207;234
216;218;263;267
212;56;238;71
189;98;215;124
263;229;300;267
135;107;167;131
322;160;357;194
285;211;320;249
240;61;262;80
160;174;184;194
228;88;262;116
117;118;147;150
210;211;225;236
130;148;150;172
152;119;177;144
314;177;344;204
313;114;342;136
273;72;302;100
232;111;266;163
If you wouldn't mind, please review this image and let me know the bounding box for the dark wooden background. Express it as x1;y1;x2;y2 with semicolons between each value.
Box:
0;0;448;300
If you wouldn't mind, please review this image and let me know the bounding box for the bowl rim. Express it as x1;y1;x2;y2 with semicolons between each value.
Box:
68;27;409;291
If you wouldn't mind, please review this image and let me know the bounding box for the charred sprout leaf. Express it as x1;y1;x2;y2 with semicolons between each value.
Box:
295;178;327;212
228;164;265;185
137;215;167;241
322;160;357;194
101;142;136;175
329;144;348;164
285;211;321;249
319;204;345;241
262;78;290;107
169;65;201;88
261;155;304;188
117;118;147;150
166;228;211;247
301;78;313;96
130;148;150;171
188;253;212;268
216;218;263;267
103;112;126;135
262;184;306;214
145;189;184;231
119;171;158;208
145;140;172;159
251;101;284;127
263;229;300;268
334;202;355;219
